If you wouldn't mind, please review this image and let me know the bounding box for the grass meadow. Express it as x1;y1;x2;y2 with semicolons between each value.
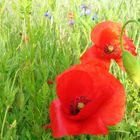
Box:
0;0;140;139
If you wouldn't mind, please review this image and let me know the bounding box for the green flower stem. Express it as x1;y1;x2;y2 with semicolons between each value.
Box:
1;105;9;139
120;19;140;51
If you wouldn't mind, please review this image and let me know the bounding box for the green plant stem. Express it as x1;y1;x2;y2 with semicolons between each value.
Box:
1;105;10;139
120;19;140;51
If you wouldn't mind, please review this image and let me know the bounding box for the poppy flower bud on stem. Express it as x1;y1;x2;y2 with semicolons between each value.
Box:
120;19;140;87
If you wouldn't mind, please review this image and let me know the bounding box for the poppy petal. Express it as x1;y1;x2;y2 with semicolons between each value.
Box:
80;63;126;126
91;21;121;46
56;69;94;118
123;35;137;56
93;73;126;125
50;99;108;138
80;45;111;70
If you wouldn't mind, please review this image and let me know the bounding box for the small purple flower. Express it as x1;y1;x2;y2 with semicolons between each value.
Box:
80;4;91;16
68;19;75;25
44;11;52;19
85;9;91;15
92;14;98;21
80;4;88;9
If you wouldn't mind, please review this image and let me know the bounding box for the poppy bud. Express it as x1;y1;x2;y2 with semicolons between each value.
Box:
119;19;140;86
42;123;51;131
122;50;140;86
15;93;25;110
47;79;54;85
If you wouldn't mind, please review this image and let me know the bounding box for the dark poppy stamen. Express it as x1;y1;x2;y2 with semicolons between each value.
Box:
70;96;90;115
104;45;114;54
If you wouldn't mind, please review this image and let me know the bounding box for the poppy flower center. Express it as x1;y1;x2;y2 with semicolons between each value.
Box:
77;102;85;110
70;96;90;115
104;45;114;54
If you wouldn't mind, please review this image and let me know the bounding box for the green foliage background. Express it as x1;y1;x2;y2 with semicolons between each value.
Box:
0;0;140;139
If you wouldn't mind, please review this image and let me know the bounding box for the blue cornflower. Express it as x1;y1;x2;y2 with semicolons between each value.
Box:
80;4;91;16
81;4;88;9
92;14;98;21
44;11;52;19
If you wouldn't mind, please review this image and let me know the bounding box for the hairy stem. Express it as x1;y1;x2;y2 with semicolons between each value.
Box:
120;19;140;51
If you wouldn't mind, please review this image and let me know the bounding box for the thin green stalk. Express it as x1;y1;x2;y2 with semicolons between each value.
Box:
11;69;20;92
120;19;140;51
1;105;9;139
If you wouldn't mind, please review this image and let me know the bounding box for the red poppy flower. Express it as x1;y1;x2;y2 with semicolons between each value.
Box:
80;21;137;70
49;63;126;138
